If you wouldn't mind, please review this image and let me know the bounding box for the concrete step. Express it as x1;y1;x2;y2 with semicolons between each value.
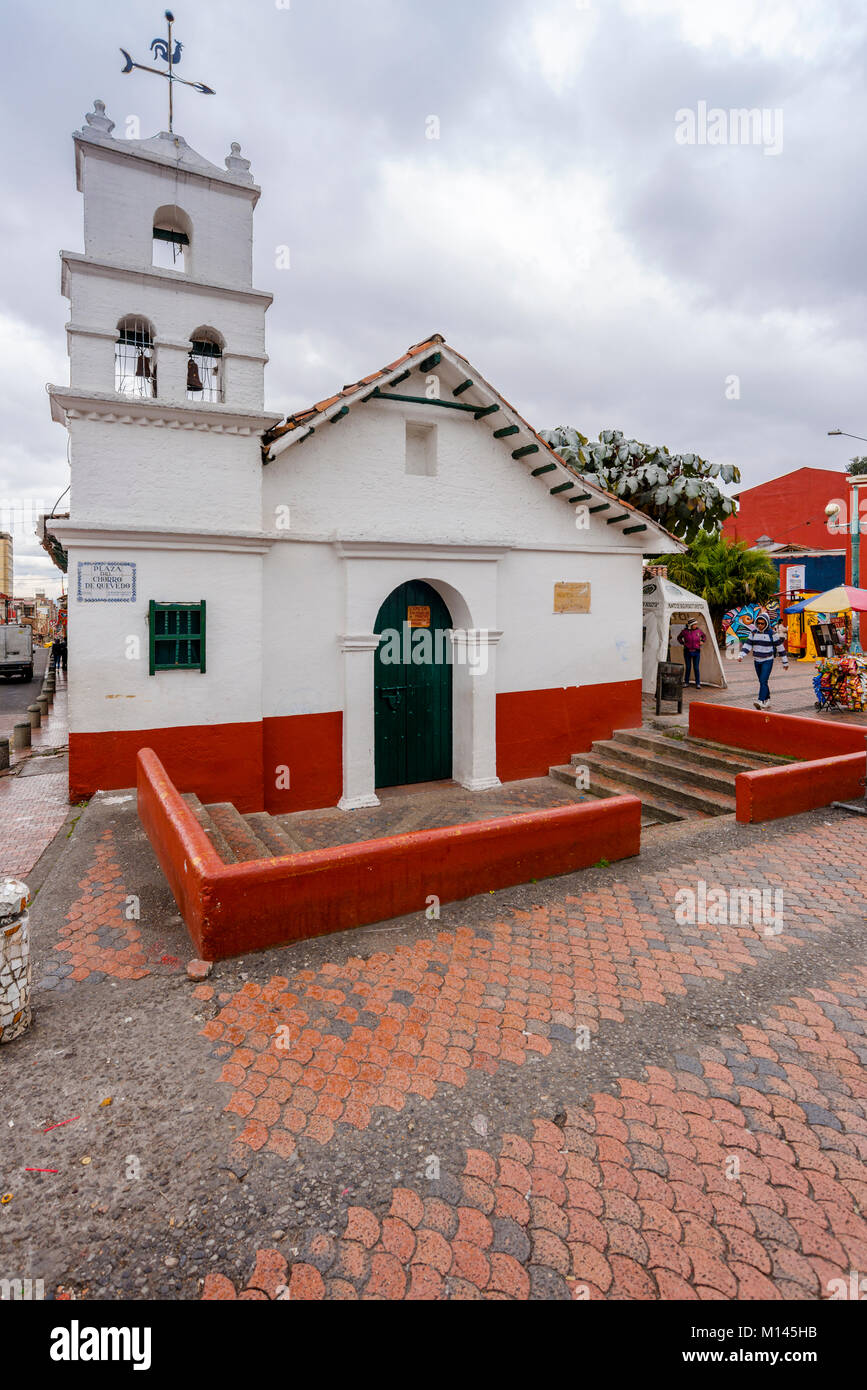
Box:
679;734;792;767
584;739;739;797
245;811;307;857
549;764;690;825
563;752;735;816
608;726;780;774
181;793;238;864
203;802;272;863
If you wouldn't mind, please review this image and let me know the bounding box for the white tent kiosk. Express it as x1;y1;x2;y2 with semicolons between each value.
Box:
642;575;727;693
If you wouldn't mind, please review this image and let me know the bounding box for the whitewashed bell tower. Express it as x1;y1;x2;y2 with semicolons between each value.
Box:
48;94;279;807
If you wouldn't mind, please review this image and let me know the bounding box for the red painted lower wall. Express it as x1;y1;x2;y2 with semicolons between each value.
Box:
496;680;642;782
736;753;866;823
689;701;867;759
263;712;343;814
137;748;642;960
70;722;264;812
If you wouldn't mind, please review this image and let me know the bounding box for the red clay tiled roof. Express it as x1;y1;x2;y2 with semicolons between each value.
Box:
261;335;682;548
263;335;445;443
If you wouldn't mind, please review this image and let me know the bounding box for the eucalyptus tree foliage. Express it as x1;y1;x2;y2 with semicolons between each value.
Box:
539;427;739;540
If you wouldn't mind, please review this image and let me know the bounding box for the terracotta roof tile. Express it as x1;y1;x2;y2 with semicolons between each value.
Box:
263;335;445;442
260;335;680;548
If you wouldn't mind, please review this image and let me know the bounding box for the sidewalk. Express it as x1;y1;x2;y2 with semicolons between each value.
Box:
0;671;72;881
1;783;864;1301
648;653;867;725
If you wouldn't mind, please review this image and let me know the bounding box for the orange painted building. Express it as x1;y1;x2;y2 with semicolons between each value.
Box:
722;467;851;571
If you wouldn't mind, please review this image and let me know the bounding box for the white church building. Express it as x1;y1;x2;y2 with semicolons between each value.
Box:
48;102;681;817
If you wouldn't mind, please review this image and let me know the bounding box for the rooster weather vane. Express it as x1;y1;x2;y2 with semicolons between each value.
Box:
120;10;214;134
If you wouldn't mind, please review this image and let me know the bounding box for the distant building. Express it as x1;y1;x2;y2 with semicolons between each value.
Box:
722;467;851;589
12;591;57;640
0;531;12;600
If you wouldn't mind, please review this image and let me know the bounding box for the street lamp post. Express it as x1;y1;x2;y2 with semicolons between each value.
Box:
827;431;867;652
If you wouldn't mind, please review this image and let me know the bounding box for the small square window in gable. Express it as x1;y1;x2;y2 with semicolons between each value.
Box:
405;421;437;476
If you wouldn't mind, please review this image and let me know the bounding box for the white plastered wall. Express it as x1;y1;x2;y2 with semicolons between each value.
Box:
65;542;264;736
261;397;668;806
66;418;263;532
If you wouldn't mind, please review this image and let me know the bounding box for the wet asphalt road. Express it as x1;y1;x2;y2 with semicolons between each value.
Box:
0;643;49;735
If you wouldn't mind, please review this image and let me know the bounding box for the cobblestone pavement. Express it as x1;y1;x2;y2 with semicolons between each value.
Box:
4;794;866;1302
202;968;867;1301
651;655;867;726
194;818;867;1300
280;775;599;851
37;827;185;992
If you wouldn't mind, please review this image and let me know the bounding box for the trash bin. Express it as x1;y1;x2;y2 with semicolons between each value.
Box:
0;879;31;1043
655;660;684;716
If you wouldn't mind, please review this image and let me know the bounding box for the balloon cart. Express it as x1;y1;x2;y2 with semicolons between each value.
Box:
813;654;867;712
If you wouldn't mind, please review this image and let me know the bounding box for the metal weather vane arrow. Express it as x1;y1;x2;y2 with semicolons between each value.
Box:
120;10;214;134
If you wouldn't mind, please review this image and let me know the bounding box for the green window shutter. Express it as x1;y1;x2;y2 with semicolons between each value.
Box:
148;600;206;674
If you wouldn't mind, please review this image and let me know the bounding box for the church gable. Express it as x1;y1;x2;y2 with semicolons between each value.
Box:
262;336;677;551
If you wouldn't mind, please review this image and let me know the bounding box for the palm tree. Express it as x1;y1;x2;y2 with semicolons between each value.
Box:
661;534;779;634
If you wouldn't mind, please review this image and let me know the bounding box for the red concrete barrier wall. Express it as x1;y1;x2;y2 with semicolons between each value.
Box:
262;711;342;814
73;721;265;811
137;748;642;961
137;749;222;941
689;701;867;760
735;753;866;824
497;679;642;782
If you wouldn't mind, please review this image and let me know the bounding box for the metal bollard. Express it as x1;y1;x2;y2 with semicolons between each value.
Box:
26;704;41;730
0;738;9;771
12;722;31;750
0;879;31;1043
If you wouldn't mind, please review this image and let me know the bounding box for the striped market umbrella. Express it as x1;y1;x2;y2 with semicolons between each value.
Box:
799;585;867;614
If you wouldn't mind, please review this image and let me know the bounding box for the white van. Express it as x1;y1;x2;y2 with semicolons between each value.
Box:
0;625;34;681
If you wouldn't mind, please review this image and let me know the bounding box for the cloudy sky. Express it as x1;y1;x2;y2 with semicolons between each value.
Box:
2;0;866;597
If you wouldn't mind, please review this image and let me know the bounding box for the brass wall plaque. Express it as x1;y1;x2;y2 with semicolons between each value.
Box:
407;606;431;629
554;582;591;614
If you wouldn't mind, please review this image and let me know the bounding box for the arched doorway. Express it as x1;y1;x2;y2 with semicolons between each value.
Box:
374;580;453;788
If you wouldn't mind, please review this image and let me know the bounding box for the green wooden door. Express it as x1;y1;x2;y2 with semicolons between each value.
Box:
374;581;453;788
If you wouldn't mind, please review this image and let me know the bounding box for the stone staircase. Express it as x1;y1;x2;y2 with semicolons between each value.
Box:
181;795;308;863
177;728;792;863
549;727;791;828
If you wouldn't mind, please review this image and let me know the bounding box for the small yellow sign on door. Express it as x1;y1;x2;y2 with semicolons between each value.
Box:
407;606;431;628
554;582;591;614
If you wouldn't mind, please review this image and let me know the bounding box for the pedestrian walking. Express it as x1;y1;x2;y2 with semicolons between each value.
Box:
738;612;788;708
677;618;706;688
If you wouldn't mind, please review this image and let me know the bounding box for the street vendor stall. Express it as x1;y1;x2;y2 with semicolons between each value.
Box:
784;585;867;709
813;654;867;711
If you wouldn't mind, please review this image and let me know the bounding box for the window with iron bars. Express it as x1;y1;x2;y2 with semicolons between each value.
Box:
187;334;223;403
116;318;156;398
148;600;206;675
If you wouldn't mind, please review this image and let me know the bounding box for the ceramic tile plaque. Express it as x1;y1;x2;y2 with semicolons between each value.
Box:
77;561;137;603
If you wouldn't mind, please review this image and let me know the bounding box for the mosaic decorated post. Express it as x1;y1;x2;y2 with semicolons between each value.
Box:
0;879;31;1043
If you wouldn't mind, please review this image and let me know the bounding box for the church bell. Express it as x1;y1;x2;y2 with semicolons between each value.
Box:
135;352;151;379
187;358;204;392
